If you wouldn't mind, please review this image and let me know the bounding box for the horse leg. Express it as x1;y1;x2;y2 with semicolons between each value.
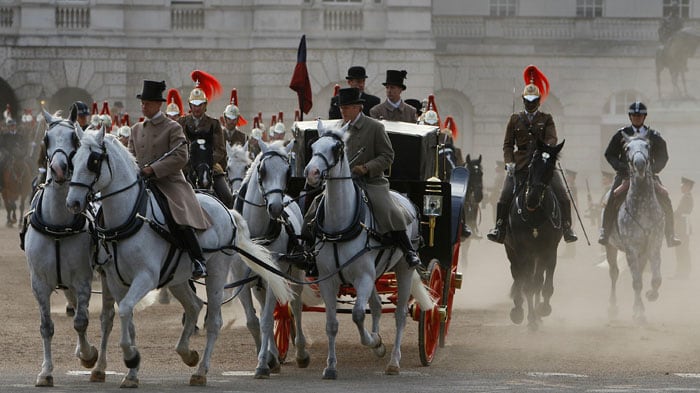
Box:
190;258;225;386
241;284;262;353
386;266;413;375
253;288;277;379
352;275;383;352
646;248;663;302
91;271;116;383
31;279;55;387
537;251;556;318
606;246;620;319
508;256;525;324
291;280;310;368
524;262;539;331
168;281;204;376
627;254;646;324
320;280;340;380
116;276;154;388
73;281;98;370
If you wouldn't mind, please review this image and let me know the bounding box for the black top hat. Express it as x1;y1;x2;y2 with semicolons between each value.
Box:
337;87;365;106
346;66;368;80
682;176;695;189
382;70;407;90
136;80;167;102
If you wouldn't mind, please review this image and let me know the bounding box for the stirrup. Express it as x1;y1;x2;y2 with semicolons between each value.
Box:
191;260;207;279
563;228;578;243
486;228;505;244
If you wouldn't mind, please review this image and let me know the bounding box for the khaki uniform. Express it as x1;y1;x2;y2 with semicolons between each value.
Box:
224;127;247;147
369;100;417;123
129;113;212;230
503;111;557;171
179;114;226;175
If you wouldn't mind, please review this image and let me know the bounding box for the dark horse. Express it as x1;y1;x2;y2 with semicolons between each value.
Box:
504;139;564;331
2;151;33;227
655;27;700;99
186;138;213;191
461;154;484;249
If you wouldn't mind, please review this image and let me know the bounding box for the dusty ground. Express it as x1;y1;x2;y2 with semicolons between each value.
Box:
3;212;700;387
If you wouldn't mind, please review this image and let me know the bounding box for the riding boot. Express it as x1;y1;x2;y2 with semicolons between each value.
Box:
659;192;682;247
487;202;508;244
213;174;234;208
560;201;578;243
392;230;421;269
598;199;614;246
181;227;207;279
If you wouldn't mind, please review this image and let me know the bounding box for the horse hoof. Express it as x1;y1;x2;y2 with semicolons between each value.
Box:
536;303;552;317
296;354;311;369
80;346;99;369
268;357;281;374
254;367;271;379
527;321;539;332
646;290;659;302
189;374;207;386
510;307;524;324
35;375;53;387
322;368;337;380
372;342;386;358
65;305;75;317
120;375;139;388
124;351;140;369
385;365;400;375
180;350;199;367
89;370;106;383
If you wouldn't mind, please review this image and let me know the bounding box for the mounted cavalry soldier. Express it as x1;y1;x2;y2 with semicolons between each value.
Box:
598;101;681;248
222;89;248;147
129;80;210;279
304;87;421;269
487;65;577;244
178;70;234;208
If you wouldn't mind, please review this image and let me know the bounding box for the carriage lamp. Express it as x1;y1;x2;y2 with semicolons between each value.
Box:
422;176;443;247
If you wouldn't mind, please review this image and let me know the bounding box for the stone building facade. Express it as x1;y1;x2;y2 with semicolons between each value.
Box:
1;0;699;188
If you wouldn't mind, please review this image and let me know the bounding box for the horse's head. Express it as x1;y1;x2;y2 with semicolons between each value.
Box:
226;142;252;192
65;124;113;214
304;119;349;188
524;139;564;210
255;139;294;218
42;110;81;185
622;133;651;181
465;154;484;203
189;138;212;190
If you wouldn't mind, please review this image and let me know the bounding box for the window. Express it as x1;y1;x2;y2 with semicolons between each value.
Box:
663;0;690;18
490;0;517;17
576;0;603;18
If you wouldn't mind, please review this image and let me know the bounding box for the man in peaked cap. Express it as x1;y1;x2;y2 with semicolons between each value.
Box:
673;176;694;278
328;66;381;120
369;70;417;123
129;79;210;279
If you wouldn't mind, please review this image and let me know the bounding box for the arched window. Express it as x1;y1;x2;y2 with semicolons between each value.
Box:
0;78;19;121
603;90;646;115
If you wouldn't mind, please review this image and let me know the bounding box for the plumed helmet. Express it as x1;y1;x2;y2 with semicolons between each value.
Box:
90;114;101;127
223;104;240;120
166;88;184;117
273;122;286;135
522;84;540;101
422;110;439;126
628;101;647;115
522;65;550;103
117;126;131;138
189;70;222;105
100;114;112;130
251;127;263;140
166;102;180;116
5;117;16;126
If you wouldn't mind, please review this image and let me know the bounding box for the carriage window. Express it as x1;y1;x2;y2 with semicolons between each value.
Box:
576;0;603;18
663;0;689;18
490;0;517;17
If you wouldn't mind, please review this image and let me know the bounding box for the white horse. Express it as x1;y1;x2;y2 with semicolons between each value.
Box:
605;134;665;323
226;142;252;193
303;120;434;378
22;111;107;387
65;126;293;387
235;139;309;378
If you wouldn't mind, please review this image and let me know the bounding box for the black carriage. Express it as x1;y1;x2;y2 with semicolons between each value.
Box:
274;120;468;365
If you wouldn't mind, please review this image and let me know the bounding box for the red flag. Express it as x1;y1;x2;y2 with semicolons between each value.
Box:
289;35;312;116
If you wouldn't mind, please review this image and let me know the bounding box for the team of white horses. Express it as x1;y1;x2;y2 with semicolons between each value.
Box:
22;113;666;388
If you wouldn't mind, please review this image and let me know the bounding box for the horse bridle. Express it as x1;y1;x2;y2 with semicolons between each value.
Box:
45;120;80;174
257;150;291;203
524;151;553;211
69;141;123;202
312;133;347;180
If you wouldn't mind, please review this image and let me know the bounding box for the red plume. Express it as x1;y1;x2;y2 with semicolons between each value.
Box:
122;114;130;126
271;114;277;126
253;116;260;129
277;111;284;124
333;84;340;97
294;109;300;121
91;102;99;115
100;101;110;116
138;116;145;123
230;89;238;105
190;70;222;102
427;94;441;125
166;88;184;116
522;64;549;103
444;116;458;140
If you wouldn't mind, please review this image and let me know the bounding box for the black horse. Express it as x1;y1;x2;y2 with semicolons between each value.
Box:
186;138;213;191
504;139;564;331
462;154;483;240
655;27;700;99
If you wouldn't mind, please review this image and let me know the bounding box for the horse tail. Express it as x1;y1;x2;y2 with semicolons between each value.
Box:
231;209;294;304
410;271;436;311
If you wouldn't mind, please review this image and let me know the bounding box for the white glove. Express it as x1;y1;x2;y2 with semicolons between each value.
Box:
505;162;516;177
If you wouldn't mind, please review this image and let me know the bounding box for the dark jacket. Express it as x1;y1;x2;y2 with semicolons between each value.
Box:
328;92;381;120
502;110;557;171
604;125;668;177
178;114;226;175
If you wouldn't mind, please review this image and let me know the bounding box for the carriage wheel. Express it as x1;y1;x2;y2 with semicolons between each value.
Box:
418;260;443;366
273;302;292;363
